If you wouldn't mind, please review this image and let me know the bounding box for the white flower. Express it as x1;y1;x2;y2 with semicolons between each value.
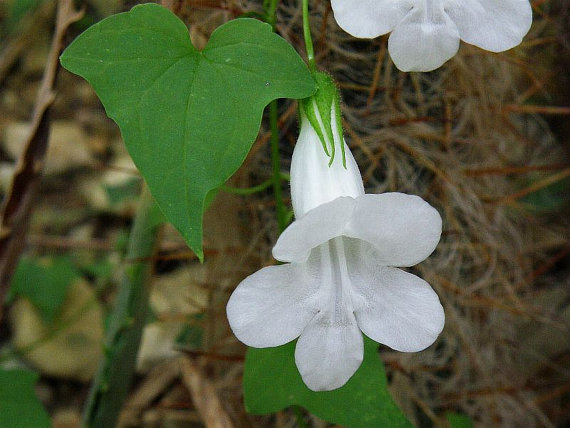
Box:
226;105;445;391
331;0;533;71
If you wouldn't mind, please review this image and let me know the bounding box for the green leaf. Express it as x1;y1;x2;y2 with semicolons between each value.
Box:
8;256;79;323
244;336;412;428
175;314;204;349
81;258;114;280
60;4;316;261
446;411;473;428
104;176;141;206
520;175;570;212
5;0;47;33
0;369;51;428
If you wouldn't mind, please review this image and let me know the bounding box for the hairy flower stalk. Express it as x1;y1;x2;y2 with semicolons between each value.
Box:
227;89;445;391
331;0;533;71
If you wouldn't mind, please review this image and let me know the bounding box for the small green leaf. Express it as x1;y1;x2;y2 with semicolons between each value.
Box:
5;0;47;33
244;336;412;428
81;258;114;281
8;256;79;323
520;175;570;212
175;314;204;349
104;177;141;206
60;4;316;261
0;369;51;428
446;411;473;428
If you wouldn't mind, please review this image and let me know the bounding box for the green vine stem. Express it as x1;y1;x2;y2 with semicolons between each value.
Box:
302;0;316;72
270;100;288;233
293;404;309;428
221;177;278;195
265;0;278;29
240;0;310;425
265;0;288;233
82;185;161;428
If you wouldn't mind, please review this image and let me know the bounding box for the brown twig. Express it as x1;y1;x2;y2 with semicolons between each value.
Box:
180;356;234;427
365;42;387;113
0;0;83;323
464;164;568;176
503;104;570;115
493;168;570;205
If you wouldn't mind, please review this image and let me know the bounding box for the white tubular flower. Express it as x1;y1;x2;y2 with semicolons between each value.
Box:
331;0;533;71
289;102;364;218
227;82;444;391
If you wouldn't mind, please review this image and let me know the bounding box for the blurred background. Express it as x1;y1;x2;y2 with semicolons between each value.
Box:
0;0;569;426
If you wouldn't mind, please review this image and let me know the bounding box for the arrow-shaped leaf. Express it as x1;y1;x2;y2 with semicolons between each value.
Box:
60;4;315;260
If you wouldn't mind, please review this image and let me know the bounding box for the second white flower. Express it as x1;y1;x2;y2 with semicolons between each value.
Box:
331;0;533;71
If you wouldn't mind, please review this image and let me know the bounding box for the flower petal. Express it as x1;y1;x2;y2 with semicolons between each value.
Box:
444;0;532;52
344;193;442;267
351;265;445;352
273;196;356;263
291;109;364;218
226;263;320;348
331;0;412;38
295;311;364;391
388;3;460;71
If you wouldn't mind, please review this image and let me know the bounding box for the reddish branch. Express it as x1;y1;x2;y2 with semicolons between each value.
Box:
0;0;83;322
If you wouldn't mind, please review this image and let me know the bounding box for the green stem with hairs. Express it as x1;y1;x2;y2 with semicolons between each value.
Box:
293;405;309;428
221;174;290;196
221;179;273;195
265;0;288;233
302;0;316;72
266;0;278;29
270;100;288;233
265;3;306;428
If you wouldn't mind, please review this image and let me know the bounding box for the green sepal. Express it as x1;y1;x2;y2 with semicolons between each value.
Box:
333;91;346;168
300;72;346;167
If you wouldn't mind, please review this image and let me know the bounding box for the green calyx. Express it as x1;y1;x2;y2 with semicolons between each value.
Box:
300;72;346;168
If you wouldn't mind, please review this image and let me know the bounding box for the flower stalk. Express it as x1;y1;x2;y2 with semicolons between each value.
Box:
302;0;316;73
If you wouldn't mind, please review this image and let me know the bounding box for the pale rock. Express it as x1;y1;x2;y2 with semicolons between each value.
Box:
80;152;140;214
135;266;210;373
3;121;93;174
0;162;15;193
136;322;182;373
52;408;81;428
151;265;209;317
